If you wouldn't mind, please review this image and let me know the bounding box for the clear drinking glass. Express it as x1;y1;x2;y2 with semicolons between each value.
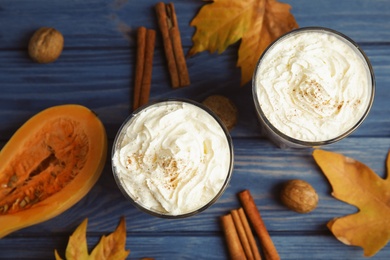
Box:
111;99;234;218
252;27;375;148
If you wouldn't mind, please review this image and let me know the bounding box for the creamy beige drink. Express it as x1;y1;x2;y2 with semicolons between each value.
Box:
253;27;374;148
112;100;233;217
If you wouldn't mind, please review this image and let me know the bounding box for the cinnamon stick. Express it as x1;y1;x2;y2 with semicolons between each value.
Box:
238;208;262;260
139;29;156;107
238;190;280;260
231;209;255;260
133;27;147;111
155;2;179;88
166;3;190;87
155;2;190;88
133;27;156;111
221;214;247;260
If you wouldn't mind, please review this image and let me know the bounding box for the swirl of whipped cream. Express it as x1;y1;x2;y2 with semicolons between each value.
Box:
255;30;372;142
112;101;231;215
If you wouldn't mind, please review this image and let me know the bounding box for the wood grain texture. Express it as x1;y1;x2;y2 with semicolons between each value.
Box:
0;0;389;259
2;138;388;232
1;0;390;49
0;45;389;140
1;233;390;259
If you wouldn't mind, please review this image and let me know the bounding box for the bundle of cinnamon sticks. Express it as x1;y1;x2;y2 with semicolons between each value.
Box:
221;190;280;260
155;2;190;88
133;27;156;111
132;2;190;111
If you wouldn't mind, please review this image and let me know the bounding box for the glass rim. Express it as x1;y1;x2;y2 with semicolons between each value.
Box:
252;26;376;147
111;98;234;218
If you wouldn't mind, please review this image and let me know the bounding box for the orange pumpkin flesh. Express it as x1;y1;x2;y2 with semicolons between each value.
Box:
0;104;107;238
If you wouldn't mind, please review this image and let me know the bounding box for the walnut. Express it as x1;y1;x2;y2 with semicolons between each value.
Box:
28;27;64;63
280;179;318;213
202;95;238;131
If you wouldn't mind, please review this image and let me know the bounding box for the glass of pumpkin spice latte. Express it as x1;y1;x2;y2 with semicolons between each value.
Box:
112;99;233;218
252;27;375;148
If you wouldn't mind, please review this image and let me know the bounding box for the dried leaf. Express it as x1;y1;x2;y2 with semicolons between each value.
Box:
55;217;130;260
54;250;64;260
189;0;298;86
313;149;390;257
89;217;130;260
65;218;90;260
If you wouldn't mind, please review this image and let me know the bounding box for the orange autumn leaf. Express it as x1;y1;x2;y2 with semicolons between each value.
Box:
189;0;298;86
313;149;390;257
54;217;130;260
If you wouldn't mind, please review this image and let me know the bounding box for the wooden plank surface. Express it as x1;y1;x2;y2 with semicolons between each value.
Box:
2;234;390;260
0;0;389;259
1;0;390;49
0;138;389;259
0;45;389;139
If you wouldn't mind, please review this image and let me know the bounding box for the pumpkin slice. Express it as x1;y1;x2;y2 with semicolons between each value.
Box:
0;104;107;238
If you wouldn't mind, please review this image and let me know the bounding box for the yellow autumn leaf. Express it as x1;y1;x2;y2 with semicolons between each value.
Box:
189;0;298;86
62;218;89;260
55;217;130;260
313;149;390;257
89;217;129;260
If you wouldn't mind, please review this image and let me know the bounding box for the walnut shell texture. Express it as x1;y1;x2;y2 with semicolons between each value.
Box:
28;27;64;63
280;179;318;213
202;95;238;131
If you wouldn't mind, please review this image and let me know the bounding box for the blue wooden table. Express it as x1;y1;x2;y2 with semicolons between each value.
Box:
0;0;389;259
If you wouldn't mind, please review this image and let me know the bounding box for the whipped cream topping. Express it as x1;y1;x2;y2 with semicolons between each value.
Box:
255;29;373;142
112;101;231;216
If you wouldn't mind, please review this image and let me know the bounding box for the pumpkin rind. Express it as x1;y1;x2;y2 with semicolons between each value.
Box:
0;104;107;238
